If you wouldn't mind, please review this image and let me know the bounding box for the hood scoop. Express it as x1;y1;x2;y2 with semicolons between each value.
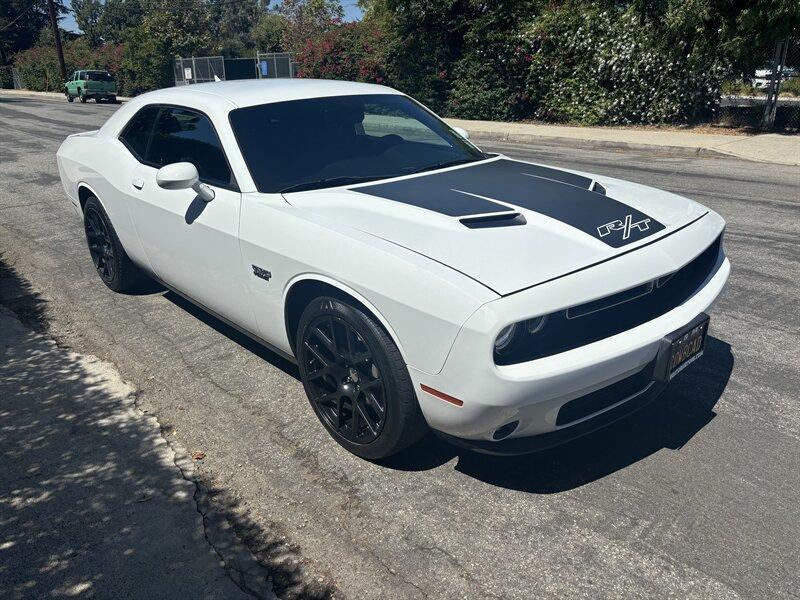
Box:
460;212;526;229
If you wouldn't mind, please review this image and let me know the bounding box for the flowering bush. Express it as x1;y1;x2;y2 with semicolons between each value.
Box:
296;21;386;84
524;7;730;125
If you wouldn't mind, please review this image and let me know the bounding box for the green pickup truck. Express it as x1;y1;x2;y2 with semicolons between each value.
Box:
65;70;118;103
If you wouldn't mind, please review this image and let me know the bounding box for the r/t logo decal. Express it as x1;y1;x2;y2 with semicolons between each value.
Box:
252;265;272;281
597;214;652;240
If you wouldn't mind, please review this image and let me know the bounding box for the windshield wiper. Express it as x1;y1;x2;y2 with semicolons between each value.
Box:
405;157;483;176
279;175;392;194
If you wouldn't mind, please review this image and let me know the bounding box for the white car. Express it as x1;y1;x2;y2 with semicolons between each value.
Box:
56;80;730;459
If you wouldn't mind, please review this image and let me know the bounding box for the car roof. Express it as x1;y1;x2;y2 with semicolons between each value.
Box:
133;79;404;109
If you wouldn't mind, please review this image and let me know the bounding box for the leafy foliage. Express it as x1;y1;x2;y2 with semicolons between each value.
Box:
296;21;386;82
97;0;143;44
121;3;213;94
71;0;103;48
524;6;729;124
0;0;67;64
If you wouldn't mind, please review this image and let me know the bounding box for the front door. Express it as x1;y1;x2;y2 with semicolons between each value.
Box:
121;105;255;330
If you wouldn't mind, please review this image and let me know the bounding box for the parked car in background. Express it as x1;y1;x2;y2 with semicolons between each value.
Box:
65;70;118;103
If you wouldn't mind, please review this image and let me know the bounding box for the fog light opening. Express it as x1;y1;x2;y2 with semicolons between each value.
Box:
492;420;519;441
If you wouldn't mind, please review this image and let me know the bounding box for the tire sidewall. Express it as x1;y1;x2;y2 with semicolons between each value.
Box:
83;197;124;290
296;296;419;460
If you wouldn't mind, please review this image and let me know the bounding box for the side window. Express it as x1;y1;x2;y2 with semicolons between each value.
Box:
119;106;160;162
147;107;233;187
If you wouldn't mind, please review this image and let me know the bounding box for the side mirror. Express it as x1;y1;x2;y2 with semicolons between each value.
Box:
156;162;215;202
453;126;470;140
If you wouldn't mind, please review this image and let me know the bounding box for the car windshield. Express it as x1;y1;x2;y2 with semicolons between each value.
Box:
229;94;486;193
87;72;113;81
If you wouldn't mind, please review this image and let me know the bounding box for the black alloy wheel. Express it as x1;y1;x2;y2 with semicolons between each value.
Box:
84;205;115;283
301;315;387;444
296;296;427;459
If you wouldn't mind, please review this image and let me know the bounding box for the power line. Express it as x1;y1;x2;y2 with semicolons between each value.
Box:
0;0;40;32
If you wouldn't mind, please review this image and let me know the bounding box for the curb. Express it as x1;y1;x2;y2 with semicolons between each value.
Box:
0;89;132;102
466;130;730;160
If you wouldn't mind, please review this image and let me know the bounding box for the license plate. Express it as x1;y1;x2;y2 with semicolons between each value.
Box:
654;313;709;381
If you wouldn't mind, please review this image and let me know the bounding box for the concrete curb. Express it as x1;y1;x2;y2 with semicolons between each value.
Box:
464;130;731;160
0;88;132;102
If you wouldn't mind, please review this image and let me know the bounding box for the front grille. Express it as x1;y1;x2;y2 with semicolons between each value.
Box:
495;235;722;365
556;362;654;426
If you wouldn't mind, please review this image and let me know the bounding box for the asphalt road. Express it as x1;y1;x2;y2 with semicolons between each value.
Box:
1;95;798;599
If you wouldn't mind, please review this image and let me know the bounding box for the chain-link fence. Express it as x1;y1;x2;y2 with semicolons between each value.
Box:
174;56;226;86
256;52;296;79
0;66;23;90
717;38;800;130
174;54;297;86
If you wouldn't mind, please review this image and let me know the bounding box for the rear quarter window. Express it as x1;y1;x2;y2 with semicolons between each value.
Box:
119;106;160;161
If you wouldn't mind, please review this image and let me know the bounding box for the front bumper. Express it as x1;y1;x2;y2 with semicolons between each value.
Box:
409;214;729;449
434;374;666;456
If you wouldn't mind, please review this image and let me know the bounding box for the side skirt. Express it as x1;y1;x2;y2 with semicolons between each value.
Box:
152;276;298;365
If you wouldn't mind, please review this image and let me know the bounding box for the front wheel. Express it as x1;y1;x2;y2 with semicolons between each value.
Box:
296;296;428;460
79;90;86;103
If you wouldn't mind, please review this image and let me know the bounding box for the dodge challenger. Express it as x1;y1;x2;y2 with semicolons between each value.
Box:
56;80;730;459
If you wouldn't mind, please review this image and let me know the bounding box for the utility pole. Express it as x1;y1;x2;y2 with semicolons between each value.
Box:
46;0;68;83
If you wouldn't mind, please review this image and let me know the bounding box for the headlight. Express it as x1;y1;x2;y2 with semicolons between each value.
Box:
526;315;547;334
494;323;520;353
494;316;547;356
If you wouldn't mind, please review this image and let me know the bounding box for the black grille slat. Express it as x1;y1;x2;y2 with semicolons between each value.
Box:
556;362;654;426
495;235;722;365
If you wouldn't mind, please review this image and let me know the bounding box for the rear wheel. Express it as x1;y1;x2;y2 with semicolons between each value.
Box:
83;196;147;292
296;296;427;460
79;89;86;103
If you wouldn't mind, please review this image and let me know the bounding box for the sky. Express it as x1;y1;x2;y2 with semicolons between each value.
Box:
61;1;364;33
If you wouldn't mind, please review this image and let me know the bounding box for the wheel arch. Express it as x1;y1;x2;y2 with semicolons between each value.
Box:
77;183;101;212
283;275;406;360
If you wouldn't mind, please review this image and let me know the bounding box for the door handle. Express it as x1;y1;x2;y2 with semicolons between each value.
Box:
131;178;144;190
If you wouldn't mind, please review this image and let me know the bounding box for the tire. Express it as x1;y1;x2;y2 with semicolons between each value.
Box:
296;296;428;459
82;196;147;293
109;96;118;104
79;90;86;103
66;91;74;103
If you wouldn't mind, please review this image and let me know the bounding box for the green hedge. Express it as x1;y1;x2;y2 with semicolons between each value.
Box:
522;8;727;125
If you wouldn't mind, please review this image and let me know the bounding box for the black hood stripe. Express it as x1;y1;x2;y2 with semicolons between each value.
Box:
355;159;665;247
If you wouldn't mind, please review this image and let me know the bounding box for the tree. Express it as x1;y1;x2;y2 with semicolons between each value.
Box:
277;0;344;54
71;0;103;47
360;0;479;112
122;3;213;93
97;0;143;44
0;0;67;64
252;12;289;52
209;0;261;56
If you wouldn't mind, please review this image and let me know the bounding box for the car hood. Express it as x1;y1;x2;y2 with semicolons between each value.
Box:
284;157;709;296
